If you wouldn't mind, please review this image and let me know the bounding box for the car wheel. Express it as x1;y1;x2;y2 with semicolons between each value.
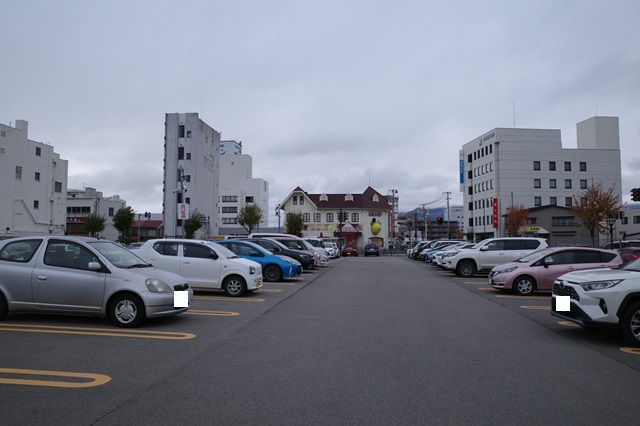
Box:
0;292;8;319
109;293;145;328
620;300;640;347
513;276;536;296
223;276;247;297
264;265;283;282
456;260;475;278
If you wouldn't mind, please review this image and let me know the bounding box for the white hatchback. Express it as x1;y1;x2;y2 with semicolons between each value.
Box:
137;239;262;297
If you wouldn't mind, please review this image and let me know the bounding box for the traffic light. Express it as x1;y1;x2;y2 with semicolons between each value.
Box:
437;216;443;225
632;188;640;202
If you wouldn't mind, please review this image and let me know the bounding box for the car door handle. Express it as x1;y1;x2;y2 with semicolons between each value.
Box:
36;275;48;281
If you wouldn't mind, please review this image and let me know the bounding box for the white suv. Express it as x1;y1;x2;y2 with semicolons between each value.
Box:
442;237;548;277
137;239;263;297
551;258;640;346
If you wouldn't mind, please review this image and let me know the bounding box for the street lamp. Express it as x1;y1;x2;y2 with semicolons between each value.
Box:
607;215;616;247
387;189;397;249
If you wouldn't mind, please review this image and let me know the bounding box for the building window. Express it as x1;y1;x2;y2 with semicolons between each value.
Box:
222;218;238;224
565;197;572;207
34;200;39;209
222;196;238;202
299;196;304;205
534;197;541;206
549;161;556;171
303;213;310;222
54;181;62;193
351;213;359;222
565;179;572;189
549;179;556;189
186;153;191;160
35;172;40;182
326;213;334;222
313;213;321;222
222;207;238;213
185;197;190;204
246;196;254;203
185;175;191;182
564;162;571;171
178;146;184;160
580;162;587;171
36;147;42;156
633;216;640;224
621;217;628;225
534;179;541;188
178;125;185;138
580;179;587;189
186;130;192;138
553;217;575;227
468;202;473;211
533;161;540;171
293;196;297;205
526;218;537;225
109;207;114;217
581;197;587;206
550;197;557;205
15;166;22;180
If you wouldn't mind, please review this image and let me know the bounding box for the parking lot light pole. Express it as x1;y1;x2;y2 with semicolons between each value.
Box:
608;215;616;247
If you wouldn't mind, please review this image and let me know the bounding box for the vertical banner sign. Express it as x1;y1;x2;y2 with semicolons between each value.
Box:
492;198;499;228
177;203;189;220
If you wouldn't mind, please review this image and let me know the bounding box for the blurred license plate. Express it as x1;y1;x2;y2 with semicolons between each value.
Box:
255;279;262;287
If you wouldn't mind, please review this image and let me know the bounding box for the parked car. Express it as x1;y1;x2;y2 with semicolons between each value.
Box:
442;237;549;277
245;238;315;270
601;240;640;250
407;241;431;259
364;244;380;257
0;236;192;327
419;240;460;261
136;239;262;297
215;240;301;282
342;246;358;257
620;247;640;263
126;242;144;251
323;242;340;258
551;257;640;346
432;243;476;267
269;237;327;266
489;247;623;295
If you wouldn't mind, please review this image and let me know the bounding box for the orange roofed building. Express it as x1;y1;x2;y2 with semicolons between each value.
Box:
279;186;392;249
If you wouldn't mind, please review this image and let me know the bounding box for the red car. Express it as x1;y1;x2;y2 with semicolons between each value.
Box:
341;246;358;257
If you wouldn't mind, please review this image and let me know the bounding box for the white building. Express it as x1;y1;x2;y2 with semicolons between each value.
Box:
460;116;622;244
219;141;269;230
163;113;220;238
66;187;126;241
0;120;68;236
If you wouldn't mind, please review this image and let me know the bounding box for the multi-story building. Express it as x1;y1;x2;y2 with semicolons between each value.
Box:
66;187;126;241
219;140;269;230
0;120;68;237
280;186;391;249
163;113;220;238
460;116;622;244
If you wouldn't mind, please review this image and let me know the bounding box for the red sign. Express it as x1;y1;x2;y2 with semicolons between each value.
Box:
492;198;499;228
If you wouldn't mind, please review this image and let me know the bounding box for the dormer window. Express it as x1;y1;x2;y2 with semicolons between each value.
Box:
345;193;353;202
320;193;328;202
372;194;379;202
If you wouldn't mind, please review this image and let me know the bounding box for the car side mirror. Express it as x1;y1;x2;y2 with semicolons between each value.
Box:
209;252;219;260
480;246;488;251
543;257;553;267
88;262;102;271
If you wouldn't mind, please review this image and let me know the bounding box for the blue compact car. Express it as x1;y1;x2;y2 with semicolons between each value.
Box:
215;240;302;282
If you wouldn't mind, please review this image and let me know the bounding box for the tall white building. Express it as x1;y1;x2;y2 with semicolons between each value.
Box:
460;116;622;243
219;141;269;230
0;120;68;236
163;113;220;238
66;187;126;241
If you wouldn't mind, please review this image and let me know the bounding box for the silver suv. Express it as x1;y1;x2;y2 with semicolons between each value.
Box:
442;237;548;277
551;257;640;346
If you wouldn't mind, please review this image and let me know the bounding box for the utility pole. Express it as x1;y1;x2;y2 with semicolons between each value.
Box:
444;191;451;239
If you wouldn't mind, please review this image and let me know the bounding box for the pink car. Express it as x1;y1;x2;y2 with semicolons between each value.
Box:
489;247;623;296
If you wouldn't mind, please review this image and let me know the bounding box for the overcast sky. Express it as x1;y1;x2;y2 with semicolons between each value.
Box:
2;0;639;225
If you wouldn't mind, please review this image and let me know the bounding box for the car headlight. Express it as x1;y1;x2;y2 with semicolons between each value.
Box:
249;266;256;275
579;279;623;291
145;278;172;293
283;258;294;264
496;266;518;274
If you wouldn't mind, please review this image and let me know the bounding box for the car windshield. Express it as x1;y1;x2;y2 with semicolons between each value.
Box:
88;241;149;268
204;242;238;259
621;258;640;272
516;248;556;263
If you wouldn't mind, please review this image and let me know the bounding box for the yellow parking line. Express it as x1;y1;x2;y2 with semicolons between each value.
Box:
620;347;640;355
497;295;549;300
259;289;283;292
477;287;494;291
193;296;265;302
0;324;195;340
263;282;297;286
0;368;111;388
184;310;239;317
462;281;486;285
557;321;580;327
520;306;550;310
